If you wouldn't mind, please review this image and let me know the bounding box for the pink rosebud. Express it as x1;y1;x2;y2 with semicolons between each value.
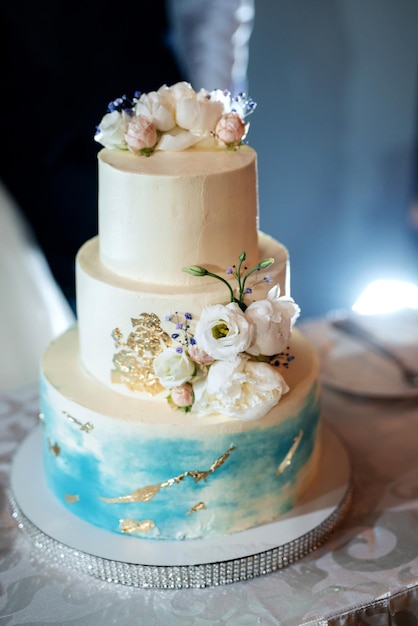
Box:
171;383;194;408
125;115;157;153
189;343;215;366
215;112;246;147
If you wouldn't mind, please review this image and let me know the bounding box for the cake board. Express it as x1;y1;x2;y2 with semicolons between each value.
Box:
9;423;352;589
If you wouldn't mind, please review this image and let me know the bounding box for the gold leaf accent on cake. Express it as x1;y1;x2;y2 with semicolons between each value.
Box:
276;430;303;476
120;519;155;534
111;313;172;395
187;502;206;515
112;327;123;343
102;483;163;504
188;445;236;482
100;445;236;504
63;411;94;433
65;494;80;504
48;440;61;457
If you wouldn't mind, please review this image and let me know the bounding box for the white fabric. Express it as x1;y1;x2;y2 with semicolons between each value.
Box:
168;0;255;94
0;181;74;391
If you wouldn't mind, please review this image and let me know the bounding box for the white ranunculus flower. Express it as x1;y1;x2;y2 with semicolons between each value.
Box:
193;356;289;421
194;302;254;361
159;82;196;107
154;82;222;150
94;110;128;149
245;286;300;356
156;82;197;126
156;126;201;151
135;91;175;132
175;96;224;134
153;348;195;388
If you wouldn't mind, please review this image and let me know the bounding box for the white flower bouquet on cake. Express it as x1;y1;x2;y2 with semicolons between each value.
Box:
153;252;300;421
95;82;256;155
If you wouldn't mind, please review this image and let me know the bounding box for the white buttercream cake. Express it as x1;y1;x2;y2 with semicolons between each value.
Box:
40;83;321;540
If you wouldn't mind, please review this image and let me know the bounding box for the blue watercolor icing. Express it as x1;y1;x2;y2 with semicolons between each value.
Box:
41;379;320;539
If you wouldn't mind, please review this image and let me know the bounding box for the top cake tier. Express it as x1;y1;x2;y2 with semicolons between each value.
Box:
98;146;259;285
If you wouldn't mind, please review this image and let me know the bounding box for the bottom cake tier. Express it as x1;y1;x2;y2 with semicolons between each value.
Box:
40;327;321;541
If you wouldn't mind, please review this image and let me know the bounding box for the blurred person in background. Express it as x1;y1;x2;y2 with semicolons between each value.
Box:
0;0;254;310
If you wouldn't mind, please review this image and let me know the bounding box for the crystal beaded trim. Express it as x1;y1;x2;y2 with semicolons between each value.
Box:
8;485;352;589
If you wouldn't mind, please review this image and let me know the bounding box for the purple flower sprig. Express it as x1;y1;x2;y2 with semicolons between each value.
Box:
183;252;274;311
166;312;194;348
231;92;257;119
106;93;140;115
233;251;274;304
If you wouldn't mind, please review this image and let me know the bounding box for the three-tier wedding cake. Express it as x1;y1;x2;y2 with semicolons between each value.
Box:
40;83;321;540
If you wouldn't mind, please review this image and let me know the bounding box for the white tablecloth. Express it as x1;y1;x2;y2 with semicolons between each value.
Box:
1;320;418;625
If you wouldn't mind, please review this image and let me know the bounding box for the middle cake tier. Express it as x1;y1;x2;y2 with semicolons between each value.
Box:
77;233;289;397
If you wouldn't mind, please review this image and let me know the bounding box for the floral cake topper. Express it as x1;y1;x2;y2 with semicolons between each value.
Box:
95;82;256;155
152;253;300;421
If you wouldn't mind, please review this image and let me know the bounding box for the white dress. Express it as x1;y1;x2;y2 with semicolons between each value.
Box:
0;181;74;391
168;0;254;94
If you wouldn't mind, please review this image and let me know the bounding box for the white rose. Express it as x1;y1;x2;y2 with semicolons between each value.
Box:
159;82;196;108
153;348;195;388
175;96;224;134
194;302;253;361
156;126;201;152
153;82;223;151
193;356;289;421
94;110;128;149
135;91;175;132
245;286;300;356
156;82;196;127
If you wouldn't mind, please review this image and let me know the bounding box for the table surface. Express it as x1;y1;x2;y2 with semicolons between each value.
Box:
1;317;418;626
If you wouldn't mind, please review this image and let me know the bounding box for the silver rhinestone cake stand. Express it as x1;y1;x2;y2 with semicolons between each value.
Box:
9;423;352;589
